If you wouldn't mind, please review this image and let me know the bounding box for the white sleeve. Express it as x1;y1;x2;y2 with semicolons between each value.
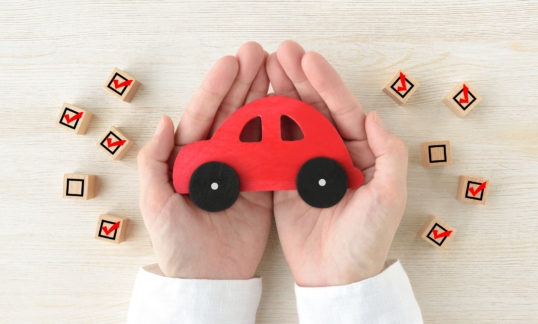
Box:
127;264;262;324
294;260;423;324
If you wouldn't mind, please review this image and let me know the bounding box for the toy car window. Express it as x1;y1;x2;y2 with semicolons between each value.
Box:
281;115;304;141
240;116;262;142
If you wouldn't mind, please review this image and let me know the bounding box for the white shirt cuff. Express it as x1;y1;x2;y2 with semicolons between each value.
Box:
294;260;423;324
127;264;262;324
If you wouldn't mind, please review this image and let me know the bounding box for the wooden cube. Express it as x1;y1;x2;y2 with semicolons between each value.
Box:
443;82;482;117
96;126;134;161
456;175;489;205
63;173;96;200
418;215;456;250
56;103;93;135
103;67;141;102
95;214;129;244
382;70;420;105
421;140;452;167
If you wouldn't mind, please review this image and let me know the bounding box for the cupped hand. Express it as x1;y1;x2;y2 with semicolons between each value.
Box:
137;42;272;280
267;41;409;287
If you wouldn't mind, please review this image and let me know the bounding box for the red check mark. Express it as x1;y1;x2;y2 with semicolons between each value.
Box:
432;229;452;240
106;138;126;147
113;79;133;89
468;181;487;196
102;221;121;236
397;72;407;92
63;112;83;124
459;84;469;104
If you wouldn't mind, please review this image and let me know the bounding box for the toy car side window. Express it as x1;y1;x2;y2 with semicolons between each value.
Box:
239;116;262;142
281;115;304;141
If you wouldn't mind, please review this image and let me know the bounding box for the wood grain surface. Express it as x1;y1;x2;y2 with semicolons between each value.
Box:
1;1;537;323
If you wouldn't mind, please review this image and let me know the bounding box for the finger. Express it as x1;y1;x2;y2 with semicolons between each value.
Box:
362;111;408;193
244;51;270;104
138;116;177;210
302;51;367;141
266;52;300;99
210;42;266;135
176;55;239;146
276;41;333;120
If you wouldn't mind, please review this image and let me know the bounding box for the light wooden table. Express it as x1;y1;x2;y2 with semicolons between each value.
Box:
1;1;537;322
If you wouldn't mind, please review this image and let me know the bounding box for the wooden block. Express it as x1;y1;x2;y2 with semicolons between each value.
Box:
62;173;96;200
96;126;134;160
103;67;141;102
418;215;456;250
456;175;489;205
56;103;93;135
421;140;452;167
382;70;420;105
94;214;129;244
442;82;482;117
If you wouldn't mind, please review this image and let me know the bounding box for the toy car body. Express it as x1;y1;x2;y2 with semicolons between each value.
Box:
173;96;364;212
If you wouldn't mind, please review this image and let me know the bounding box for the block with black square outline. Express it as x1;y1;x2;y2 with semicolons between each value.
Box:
94;214;129;244
56;103;93;135
418;215;456;250
62;173;96;200
103;67;141;102
443;82;482;117
382;70;420;105
96;126;134;160
421;140;452;167
456;175;489;205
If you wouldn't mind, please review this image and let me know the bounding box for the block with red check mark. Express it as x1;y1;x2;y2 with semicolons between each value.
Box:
456;175;489;205
62;173;96;200
97;126;134;160
443;82;482;117
418;215;457;250
95;214;129;244
56;103;93;135
103;67;141;102
382;70;420;105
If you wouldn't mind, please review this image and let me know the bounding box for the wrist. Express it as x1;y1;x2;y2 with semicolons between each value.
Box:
294;260;386;287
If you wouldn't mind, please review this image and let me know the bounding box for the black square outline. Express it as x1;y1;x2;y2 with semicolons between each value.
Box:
107;72;130;96
428;145;447;163
426;223;450;246
465;180;485;201
390;76;415;99
98;219;118;240
59;107;81;130
100;131;124;155
66;179;84;197
452;87;476;110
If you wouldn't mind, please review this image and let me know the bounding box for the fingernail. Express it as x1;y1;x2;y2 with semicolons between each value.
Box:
373;111;387;130
154;116;165;135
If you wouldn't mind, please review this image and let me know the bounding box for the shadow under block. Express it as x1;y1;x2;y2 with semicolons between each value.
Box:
96;126;134;161
103;67;141;102
382;70;420;105
63;173;96;200
56;103;93;135
421;140;452;167
94;214;129;244
456;175;489;205
443;82;482;117
418;215;456;250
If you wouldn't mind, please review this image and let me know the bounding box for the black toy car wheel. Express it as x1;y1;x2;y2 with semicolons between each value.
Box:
189;161;240;212
296;157;348;208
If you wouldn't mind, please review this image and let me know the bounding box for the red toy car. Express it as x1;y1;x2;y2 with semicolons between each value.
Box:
173;96;364;212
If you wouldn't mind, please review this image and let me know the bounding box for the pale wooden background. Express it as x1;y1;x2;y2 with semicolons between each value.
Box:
1;1;537;323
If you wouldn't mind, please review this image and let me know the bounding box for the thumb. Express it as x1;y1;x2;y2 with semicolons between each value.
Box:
364;111;408;193
137;115;176;203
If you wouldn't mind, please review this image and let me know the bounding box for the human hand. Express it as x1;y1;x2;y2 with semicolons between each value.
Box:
267;41;408;287
137;42;272;280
